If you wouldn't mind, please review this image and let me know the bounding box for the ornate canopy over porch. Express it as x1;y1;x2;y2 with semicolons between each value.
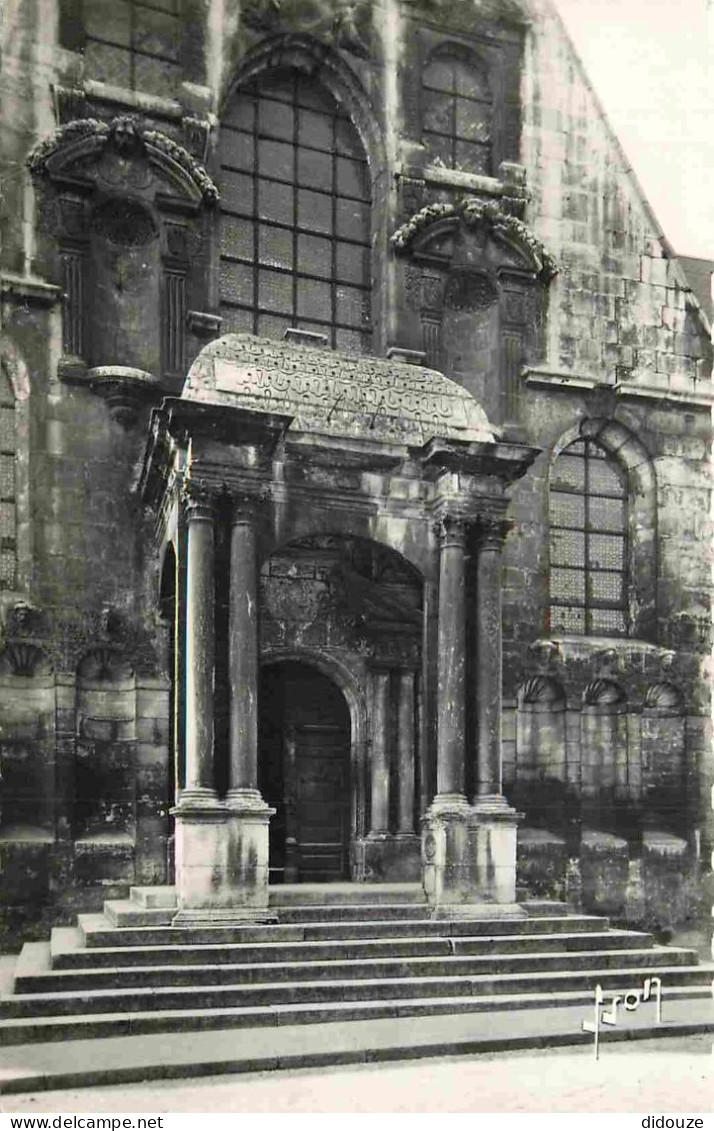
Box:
141;333;540;923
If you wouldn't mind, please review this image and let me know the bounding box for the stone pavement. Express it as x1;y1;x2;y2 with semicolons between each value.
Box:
1;1037;712;1113
0;994;711;1098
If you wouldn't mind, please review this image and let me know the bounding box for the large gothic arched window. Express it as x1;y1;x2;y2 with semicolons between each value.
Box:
549;439;629;637
422;50;492;175
219;69;372;354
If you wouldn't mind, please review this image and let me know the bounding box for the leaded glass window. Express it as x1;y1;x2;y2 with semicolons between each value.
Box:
83;0;181;99
422;53;492;175
219;70;372;354
549;440;628;636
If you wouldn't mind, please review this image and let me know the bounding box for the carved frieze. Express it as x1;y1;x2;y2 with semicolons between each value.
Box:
197;332;495;444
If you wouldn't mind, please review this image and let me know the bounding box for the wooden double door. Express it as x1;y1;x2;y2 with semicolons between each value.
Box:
258;662;351;882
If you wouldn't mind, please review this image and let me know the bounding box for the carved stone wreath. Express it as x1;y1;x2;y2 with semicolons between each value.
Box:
391;197;557;281
27;117;219;206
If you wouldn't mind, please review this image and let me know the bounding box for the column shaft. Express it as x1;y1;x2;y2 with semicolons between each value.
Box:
397;669;416;833
436;518;467;797
371;669;391;834
228;509;259;794
184;499;215;795
475;521;509;798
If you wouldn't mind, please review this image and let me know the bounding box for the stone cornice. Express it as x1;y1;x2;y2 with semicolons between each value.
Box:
524;366;714;408
0;274;62;305
613;381;714;408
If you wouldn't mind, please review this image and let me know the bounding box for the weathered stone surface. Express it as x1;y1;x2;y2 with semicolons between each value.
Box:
184;333;496;445
0;0;710;942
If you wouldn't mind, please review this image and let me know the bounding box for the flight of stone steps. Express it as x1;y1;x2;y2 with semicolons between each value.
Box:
1;883;712;1048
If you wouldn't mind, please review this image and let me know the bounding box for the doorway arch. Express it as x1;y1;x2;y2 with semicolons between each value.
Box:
259;660;352;883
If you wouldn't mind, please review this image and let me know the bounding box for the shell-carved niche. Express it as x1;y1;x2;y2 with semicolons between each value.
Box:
27;116;219;423
394;198;556;429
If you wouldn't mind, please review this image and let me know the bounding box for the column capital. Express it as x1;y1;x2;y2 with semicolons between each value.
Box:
228;488;269;526
182;482;217;523
474;515;513;552
434;512;471;549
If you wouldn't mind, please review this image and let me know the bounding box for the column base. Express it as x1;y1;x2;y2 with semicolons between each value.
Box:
176;787;220;808
172;796;275;920
422;794;522;912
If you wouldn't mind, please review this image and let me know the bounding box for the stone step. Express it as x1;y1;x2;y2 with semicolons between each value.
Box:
127;883;431;912
3;962;710;1021
80;913;611;949
128;887;178;910
269;883;428;907
103;900;440;928
0;983;709;1048
52;928;652;971
15;946;693;995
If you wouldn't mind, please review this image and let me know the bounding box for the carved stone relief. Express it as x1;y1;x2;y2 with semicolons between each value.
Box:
242;0;373;56
443;270;497;312
260;535;422;667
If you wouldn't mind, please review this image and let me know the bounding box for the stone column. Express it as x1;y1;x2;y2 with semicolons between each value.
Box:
224;496;273;914
435;514;468;800
227;501;259;802
468;514;522;912
370;668;391;835
397;669;416;834
422;510;524;919
182;493;217;804
173;490;274;927
422;514;474;916
474;517;511;800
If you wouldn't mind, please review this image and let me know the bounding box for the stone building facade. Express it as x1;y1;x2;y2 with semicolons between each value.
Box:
0;0;711;942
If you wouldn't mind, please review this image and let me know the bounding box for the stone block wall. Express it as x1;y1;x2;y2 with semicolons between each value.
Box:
0;0;710;941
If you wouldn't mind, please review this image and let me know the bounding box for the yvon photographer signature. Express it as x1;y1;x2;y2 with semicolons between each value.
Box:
582;975;662;1058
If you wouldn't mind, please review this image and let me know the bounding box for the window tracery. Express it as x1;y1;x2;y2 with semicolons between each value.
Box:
219;68;372;354
549;439;629;637
422;50;492;174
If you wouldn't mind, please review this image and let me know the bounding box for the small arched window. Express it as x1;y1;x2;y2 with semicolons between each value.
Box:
549;439;629;637
219;68;372;354
422;51;492;174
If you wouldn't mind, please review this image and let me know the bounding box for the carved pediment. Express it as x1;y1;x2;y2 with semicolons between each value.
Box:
391;198;556;282
27;117;218;207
